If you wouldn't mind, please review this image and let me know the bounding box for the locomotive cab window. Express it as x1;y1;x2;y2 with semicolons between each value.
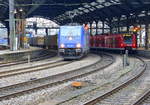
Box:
60;26;81;36
124;35;132;44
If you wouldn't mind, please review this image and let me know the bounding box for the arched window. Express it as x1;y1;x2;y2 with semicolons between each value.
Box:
0;23;7;38
26;17;59;37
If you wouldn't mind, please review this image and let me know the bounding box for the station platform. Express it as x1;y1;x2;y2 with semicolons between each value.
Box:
133;47;150;58
137;47;149;51
0;47;42;55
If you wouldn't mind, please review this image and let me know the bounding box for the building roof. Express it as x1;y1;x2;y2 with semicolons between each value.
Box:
0;0;150;25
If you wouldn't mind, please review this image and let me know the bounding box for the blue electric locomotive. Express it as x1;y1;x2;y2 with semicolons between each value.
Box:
58;25;89;59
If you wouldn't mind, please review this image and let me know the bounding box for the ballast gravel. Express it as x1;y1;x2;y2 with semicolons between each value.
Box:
0;54;101;105
0;54;142;105
56;57;143;105
0;54;100;88
0;56;62;72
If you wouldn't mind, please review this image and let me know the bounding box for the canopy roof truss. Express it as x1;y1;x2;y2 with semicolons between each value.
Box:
0;0;149;26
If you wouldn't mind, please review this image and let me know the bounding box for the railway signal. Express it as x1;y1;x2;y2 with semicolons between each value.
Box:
132;26;141;33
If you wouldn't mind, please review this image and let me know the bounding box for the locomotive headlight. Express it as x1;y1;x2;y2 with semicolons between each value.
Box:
60;44;65;48
68;36;73;40
76;43;81;48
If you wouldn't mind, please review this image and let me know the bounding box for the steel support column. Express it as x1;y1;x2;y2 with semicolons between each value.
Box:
117;17;120;33
90;22;92;35
45;28;48;36
109;19;112;34
5;22;10;45
126;16;130;33
139;24;142;47
16;11;21;49
45;28;48;49
9;0;17;50
33;22;37;35
7;27;10;45
21;12;26;48
145;11;149;49
148;24;150;48
95;21;98;35
145;24;149;49
102;21;105;34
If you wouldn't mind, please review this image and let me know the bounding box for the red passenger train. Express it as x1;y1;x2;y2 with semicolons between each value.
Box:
90;33;137;50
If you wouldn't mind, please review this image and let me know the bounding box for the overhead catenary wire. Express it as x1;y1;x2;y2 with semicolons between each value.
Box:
15;3;87;7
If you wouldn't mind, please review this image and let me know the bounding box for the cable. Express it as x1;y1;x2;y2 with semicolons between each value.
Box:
15;3;86;7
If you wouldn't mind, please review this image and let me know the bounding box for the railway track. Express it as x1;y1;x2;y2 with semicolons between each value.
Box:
0;60;71;78
0;50;56;67
132;89;150;105
131;60;150;105
83;56;147;105
0;53;113;101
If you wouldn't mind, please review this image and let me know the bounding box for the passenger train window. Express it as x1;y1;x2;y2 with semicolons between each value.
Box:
124;36;132;44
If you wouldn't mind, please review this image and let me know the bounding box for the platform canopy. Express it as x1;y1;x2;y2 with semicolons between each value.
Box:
0;0;150;25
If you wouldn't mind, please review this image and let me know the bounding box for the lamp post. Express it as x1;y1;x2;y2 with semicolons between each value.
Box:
18;8;23;49
15;8;25;49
